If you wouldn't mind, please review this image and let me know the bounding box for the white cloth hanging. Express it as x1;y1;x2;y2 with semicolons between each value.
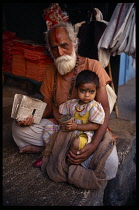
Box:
98;3;136;68
93;8;108;25
74;21;85;36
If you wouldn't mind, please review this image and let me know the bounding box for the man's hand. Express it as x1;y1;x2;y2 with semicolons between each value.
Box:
16;116;34;126
67;142;96;164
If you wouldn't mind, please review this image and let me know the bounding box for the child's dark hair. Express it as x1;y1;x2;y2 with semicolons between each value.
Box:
75;70;99;89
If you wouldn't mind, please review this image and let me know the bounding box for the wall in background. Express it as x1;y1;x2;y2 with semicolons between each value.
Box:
119;53;136;86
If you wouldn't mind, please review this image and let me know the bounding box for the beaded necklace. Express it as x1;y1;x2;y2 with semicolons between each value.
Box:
53;56;79;108
75;104;86;112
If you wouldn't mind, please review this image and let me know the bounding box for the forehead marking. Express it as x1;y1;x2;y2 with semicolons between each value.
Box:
53;27;59;43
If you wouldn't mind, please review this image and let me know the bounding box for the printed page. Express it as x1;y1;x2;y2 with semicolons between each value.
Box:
11;94;23;119
11;94;47;124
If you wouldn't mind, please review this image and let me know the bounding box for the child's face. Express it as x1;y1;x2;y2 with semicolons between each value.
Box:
77;83;97;104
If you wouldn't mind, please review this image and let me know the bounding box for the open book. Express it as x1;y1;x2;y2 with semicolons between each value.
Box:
11;94;47;124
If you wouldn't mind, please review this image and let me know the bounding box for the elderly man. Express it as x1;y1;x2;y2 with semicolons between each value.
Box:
12;22;118;179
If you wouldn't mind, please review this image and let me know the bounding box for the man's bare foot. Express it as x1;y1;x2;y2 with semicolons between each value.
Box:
19;145;44;154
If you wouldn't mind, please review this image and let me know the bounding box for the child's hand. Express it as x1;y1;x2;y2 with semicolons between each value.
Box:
65;122;78;131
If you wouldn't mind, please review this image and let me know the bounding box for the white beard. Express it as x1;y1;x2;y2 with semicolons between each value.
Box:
54;49;77;75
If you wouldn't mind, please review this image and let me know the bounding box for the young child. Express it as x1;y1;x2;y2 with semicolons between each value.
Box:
40;70;105;169
59;70;105;155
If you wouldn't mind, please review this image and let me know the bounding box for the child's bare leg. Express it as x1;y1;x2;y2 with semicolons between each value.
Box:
66;137;80;165
69;136;80;155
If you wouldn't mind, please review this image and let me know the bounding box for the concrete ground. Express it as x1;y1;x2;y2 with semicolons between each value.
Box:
2;76;136;206
111;77;136;122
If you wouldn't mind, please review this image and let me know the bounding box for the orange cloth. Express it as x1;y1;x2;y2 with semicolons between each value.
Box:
12;54;26;77
10;40;53;81
25;60;50;82
40;55;111;122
